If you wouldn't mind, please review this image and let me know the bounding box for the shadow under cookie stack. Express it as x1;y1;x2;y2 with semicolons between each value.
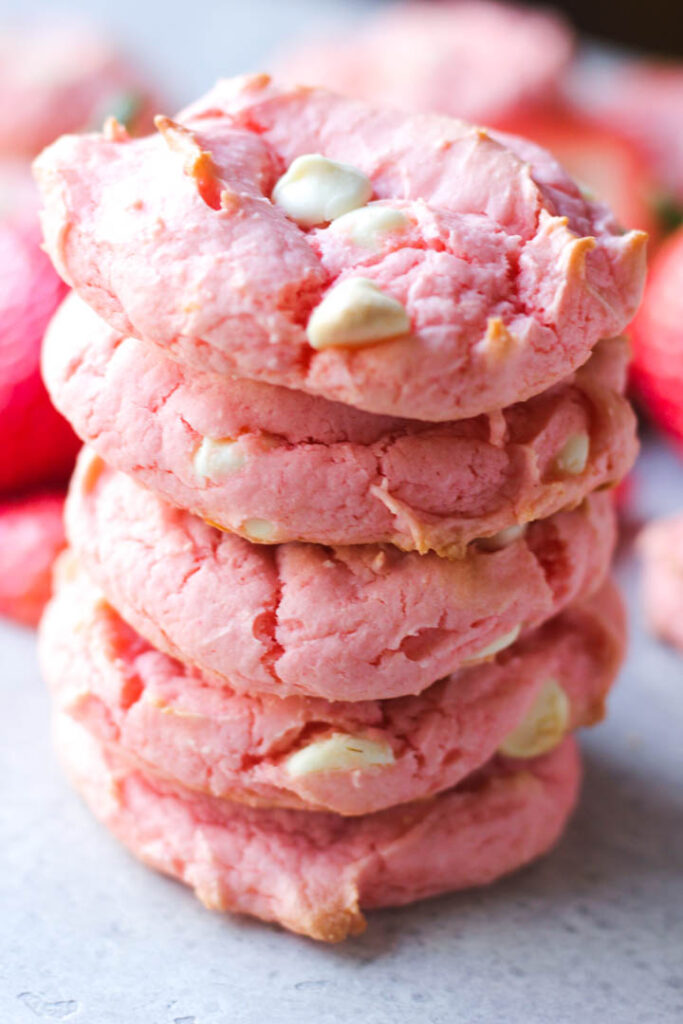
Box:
36;76;645;942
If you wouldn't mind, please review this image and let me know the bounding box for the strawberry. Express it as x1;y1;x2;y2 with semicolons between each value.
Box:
630;226;683;451
0;219;79;494
0;490;65;626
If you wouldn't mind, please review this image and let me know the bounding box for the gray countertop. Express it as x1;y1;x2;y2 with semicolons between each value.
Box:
2;434;682;1024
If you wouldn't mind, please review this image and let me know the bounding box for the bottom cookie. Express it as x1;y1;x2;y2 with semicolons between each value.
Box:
54;715;580;942
0;491;66;626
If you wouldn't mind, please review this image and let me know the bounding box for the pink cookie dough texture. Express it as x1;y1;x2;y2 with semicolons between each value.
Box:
0;491;66;626
275;1;573;130
66;449;616;702
34;74;647;421
639;514;683;653
54;712;581;942
0;23;157;157
0;219;79;494
44;296;637;553
42;562;624;816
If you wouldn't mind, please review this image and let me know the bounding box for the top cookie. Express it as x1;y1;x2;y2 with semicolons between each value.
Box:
35;75;647;421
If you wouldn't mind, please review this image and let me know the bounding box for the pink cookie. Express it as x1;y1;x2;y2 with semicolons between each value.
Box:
275;1;573;130
54;714;580;941
0;491;65;626
44;295;637;554
43;562;623;816
66;449;616;701
629;227;683;451
639;514;683;653
0;23;157;157
0;219;79;494
35;75;646;421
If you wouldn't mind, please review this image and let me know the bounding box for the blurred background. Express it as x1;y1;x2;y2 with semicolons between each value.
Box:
3;0;683;96
0;0;395;106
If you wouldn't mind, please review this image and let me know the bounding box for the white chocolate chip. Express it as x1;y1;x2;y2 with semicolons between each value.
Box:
477;523;528;552
307;277;410;350
463;624;521;665
272;154;372;228
286;733;395;776
555;432;590;476
330;204;409;249
193;437;246;481
241;518;278;543
498;678;570;758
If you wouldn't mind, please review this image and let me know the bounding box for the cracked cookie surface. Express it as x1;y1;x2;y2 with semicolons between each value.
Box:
65;448;616;701
35;75;646;421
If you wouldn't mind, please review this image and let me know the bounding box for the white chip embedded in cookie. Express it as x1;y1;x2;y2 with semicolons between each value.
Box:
193;437;246;480
499;678;570;757
555;432;590;475
286;733;395;776
272;153;372;227
307;277;410;349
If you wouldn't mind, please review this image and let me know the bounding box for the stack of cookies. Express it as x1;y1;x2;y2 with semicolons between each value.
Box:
36;76;645;941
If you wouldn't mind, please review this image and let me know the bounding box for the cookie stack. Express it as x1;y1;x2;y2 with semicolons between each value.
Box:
36;76;645;941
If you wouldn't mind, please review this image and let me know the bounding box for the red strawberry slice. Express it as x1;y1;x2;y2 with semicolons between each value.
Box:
0;490;65;626
630;226;683;451
0;219;79;494
507;107;658;241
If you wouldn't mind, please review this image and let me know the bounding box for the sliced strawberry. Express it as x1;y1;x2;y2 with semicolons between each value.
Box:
0;219;79;494
0;490;66;626
630;226;683;451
